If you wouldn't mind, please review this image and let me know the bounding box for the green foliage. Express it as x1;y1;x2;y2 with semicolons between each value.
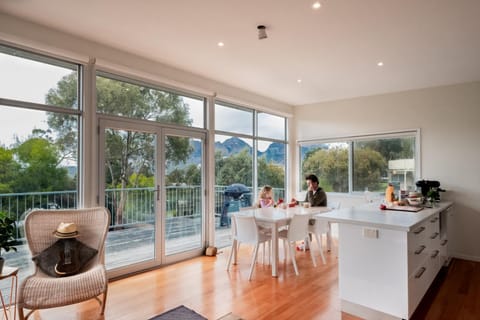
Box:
11;138;72;192
356;138;414;160
165;164;201;186
0;212;17;256
215;149;252;186
0;147;20;193
257;157;284;188
302;147;349;192
353;148;387;192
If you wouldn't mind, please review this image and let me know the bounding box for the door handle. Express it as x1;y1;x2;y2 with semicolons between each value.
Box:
153;185;160;201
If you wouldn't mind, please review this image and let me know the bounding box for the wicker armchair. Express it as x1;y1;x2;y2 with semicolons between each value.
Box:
18;207;110;320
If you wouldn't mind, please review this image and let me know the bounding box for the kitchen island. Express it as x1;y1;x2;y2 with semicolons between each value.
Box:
316;202;453;320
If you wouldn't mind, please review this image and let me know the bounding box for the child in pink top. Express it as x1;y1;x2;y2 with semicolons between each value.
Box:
258;185;275;208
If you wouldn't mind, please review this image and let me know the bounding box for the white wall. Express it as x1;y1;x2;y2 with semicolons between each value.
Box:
294;82;480;261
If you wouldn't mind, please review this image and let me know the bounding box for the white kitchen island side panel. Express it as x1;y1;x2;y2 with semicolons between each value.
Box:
339;223;409;319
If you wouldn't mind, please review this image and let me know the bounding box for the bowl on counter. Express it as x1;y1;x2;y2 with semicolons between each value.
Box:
407;197;423;206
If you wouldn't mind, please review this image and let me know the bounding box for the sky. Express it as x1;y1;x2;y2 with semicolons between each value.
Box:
0;53;67;146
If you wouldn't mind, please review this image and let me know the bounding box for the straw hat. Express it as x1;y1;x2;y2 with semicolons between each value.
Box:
53;222;79;238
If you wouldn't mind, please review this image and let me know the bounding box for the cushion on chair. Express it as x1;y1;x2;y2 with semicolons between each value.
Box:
20;264;107;309
32;239;98;277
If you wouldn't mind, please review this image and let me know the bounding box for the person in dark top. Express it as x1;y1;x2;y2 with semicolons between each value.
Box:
305;174;327;207
302;174;328;250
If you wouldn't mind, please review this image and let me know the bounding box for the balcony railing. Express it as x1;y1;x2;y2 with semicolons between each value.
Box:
0;185;285;241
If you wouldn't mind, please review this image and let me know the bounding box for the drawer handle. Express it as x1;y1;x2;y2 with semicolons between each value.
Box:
430;232;439;239
414;226;426;234
415;267;427;279
415;245;426;255
430;217;439;223
431;250;440;258
441;239;448;246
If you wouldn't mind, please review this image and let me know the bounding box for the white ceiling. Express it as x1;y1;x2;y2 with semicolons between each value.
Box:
1;0;480;106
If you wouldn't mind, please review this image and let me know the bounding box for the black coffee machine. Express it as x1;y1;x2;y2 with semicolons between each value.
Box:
415;180;445;201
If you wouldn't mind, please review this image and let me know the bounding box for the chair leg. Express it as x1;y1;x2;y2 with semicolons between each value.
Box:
18;306;25;320
226;239;237;270
261;242;266;264
100;287;108;315
267;240;271;265
288;242;299;276
248;244;260;280
313;232;326;264
305;236;317;267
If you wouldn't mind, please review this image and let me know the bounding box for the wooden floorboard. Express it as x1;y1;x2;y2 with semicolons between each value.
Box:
18;247;480;320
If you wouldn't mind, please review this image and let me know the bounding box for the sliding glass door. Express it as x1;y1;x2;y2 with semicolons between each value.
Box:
99;119;205;273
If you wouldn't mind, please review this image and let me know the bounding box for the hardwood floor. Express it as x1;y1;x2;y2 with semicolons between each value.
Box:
22;245;479;320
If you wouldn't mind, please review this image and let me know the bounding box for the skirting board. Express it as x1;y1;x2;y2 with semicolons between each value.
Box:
341;300;403;320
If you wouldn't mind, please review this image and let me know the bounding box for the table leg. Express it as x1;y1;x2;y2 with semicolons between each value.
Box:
233;239;238;265
327;222;332;252
271;223;279;277
0;288;8;319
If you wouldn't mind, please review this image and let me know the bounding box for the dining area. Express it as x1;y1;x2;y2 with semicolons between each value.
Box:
225;204;335;279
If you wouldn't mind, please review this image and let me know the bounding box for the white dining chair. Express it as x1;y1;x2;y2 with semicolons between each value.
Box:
239;206;271;264
308;201;341;262
279;214;316;276
226;214;271;280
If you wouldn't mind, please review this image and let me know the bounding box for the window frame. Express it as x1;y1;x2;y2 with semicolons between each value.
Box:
298;129;421;194
95;70;206;129
214;100;288;198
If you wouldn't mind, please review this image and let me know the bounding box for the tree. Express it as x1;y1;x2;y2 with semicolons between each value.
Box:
353;148;387;192
257;157;284;189
12;137;72;193
46;73;194;225
215;149;253;186
302;147;387;192
0;147;19;193
302;147;349;192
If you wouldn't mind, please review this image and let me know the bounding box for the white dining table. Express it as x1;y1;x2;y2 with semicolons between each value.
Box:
230;205;331;277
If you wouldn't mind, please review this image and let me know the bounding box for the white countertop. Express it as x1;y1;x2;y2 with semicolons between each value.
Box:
315;201;453;231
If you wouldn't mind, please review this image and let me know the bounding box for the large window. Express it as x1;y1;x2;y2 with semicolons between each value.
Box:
299;131;418;194
0;44;81;285
96;72;205;128
214;102;287;247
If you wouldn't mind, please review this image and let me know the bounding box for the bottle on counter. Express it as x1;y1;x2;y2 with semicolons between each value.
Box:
385;183;395;203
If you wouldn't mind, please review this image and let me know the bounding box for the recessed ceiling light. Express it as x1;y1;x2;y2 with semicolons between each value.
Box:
312;2;321;9
377;61;384;66
297;79;302;83
217;42;224;47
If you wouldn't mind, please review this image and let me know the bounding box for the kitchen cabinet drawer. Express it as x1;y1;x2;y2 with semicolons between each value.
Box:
439;238;448;265
408;221;429;249
408;219;435;273
408;242;428;273
408;260;431;315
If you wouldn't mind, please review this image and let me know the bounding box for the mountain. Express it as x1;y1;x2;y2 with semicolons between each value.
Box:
213;137;285;165
215;137;251;156
157;136;287;172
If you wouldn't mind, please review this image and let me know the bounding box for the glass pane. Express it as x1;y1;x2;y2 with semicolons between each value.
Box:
214;103;253;135
0;104;78;288
257;140;286;201
96;73;204;128
164;136;203;255
104;128;156;269
0;45;79;109
353;137;416;192
257;112;286;140
214;134;253;248
300;142;349;193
